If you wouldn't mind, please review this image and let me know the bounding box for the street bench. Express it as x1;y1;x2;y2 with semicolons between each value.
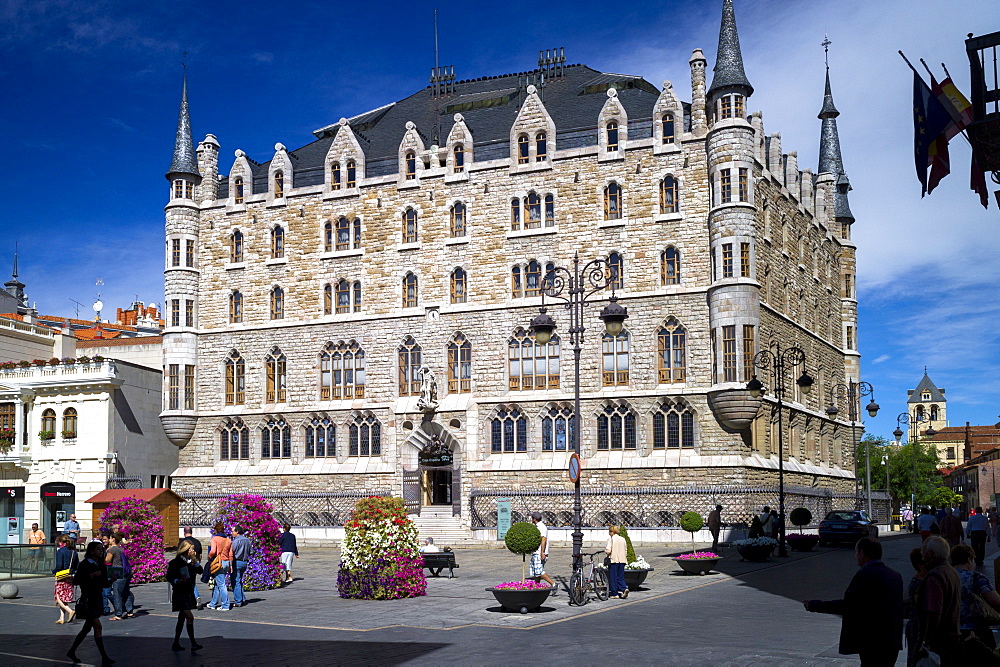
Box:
421;552;459;578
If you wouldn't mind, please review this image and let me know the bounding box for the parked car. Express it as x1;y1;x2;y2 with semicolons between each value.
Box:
818;510;878;545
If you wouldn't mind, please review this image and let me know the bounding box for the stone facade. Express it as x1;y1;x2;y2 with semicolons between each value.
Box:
162;2;865;532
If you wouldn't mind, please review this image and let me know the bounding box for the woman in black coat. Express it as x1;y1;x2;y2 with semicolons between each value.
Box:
53;535;80;624
168;538;204;652
67;541;113;664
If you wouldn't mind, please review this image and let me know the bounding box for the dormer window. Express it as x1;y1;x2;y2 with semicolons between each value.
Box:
606;121;619;152
922;391;931;401
274;171;284;198
517;135;530;164
331;162;341;190
346;160;357;187
453;145;464;173
234;177;245;204
535;132;547;161
718;93;745;121
662;114;675;144
405;152;416;180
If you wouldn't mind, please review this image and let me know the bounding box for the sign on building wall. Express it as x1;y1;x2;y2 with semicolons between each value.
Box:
497;499;512;540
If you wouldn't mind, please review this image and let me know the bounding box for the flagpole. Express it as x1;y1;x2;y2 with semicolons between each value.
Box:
898;51;924;79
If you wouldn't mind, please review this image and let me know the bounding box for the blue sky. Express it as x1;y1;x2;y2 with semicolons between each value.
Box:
0;0;996;441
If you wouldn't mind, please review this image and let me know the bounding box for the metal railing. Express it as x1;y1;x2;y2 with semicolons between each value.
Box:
468;485;892;529
0;544;60;579
177;491;392;527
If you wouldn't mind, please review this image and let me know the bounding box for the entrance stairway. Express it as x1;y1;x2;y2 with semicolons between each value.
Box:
411;506;480;547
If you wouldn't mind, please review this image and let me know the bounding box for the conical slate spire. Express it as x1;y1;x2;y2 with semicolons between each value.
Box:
4;249;26;307
166;75;201;181
817;55;853;222
708;0;754;98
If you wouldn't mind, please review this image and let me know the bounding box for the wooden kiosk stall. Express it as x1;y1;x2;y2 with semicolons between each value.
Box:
85;489;185;547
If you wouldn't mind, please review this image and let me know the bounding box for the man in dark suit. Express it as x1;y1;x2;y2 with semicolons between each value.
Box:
803;537;904;666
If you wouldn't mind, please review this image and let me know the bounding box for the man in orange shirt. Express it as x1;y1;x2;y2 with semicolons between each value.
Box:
28;522;46;571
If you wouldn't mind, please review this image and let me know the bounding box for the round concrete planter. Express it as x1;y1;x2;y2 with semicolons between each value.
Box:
736;544;773;562
786;535;820;552
624;567;654;590
486;586;552;614
673;558;720;575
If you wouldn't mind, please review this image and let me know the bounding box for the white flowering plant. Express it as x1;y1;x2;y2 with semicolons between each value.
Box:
626;555;651;570
732;537;778;548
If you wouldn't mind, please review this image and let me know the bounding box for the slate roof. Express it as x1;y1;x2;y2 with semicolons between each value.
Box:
907;372;946;403
226;64;682;197
708;0;753;97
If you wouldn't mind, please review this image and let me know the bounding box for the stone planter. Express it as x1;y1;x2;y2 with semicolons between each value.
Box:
673;558;720;575
624;567;654;590
736;544;773;562
486;586;552;614
786;535;820;552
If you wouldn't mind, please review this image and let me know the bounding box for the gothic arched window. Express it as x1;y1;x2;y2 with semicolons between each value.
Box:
403;208;418;244
662;114;675;144
660;176;678;214
402;273;418;308
228;291;243;323
230;229;244;263
604;182;622;220
526;192;542;229
220;420;249;460
491;407;527;453
453;144;464;173
233;176;245;204
661;247;681;285
346;160;357;188
261;417;290;458
404;151;416;180
535;132;547;161
450;202;466;237
447;333;472;393
450;268;467;304
398;336;422;396
335;279;351;314
597;403;637;450
606;120;619;152
323;284;333;315
320;340;366;400
271;225;285;259
607;252;624;291
336;217;350;251
542;405;575;452
225;350;245;405
602;331;630;386
349;414;381;456
508;328;560;390
657;318;687;383
270;286;284;320
305;417;335;457
273;170;284;198
331;161;341;190
265;348;287;403
653;400;695;449
517;134;529;164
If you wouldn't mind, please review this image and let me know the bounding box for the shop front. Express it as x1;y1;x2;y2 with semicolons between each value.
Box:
40;482;75;541
1;486;25;544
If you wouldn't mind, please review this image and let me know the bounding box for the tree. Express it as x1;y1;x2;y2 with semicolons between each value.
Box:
926;486;963;509
504;522;542;581
857;435;943;507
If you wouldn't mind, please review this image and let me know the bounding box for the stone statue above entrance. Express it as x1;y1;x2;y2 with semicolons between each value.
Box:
416;366;439;413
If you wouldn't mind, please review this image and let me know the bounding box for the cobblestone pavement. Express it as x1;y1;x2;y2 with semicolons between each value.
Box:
0;532;986;665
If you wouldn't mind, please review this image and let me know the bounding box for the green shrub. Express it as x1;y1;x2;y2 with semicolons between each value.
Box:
504;521;541;581
680;511;704;554
619;525;637;564
789;507;812;528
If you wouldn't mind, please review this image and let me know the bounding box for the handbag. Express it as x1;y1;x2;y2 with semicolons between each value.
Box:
603;556;612;568
54;569;73;582
209;557;221;575
969;591;1000;625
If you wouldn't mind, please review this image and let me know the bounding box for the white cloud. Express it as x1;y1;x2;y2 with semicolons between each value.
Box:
872;355;890;364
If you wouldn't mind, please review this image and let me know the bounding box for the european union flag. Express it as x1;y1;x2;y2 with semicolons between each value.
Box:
912;71;954;196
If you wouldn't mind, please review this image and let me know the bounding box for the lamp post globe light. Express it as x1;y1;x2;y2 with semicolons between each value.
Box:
826;381;879;517
745;344;813;558
894;412;937;514
528;252;628;573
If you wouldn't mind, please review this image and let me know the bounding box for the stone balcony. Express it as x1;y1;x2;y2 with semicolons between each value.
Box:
0;359;121;386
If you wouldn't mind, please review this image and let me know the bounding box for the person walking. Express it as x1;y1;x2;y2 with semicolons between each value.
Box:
181;527;203;609
99;535;114;616
105;534;134;620
913;536;962;666
278;524;299;584
230;526;251;608
989;508;1000;545
63;514;81;542
27;522;45;572
939;508;963;548
902;507;914;532
53;534;79;624
528;512;554;588
605;525;628;599
916;507;939;542
707;505;723;552
966;507;990;567
206;522;232;610
904;548;927;667
167;538;204;652
803;537;904;666
67;541;114;665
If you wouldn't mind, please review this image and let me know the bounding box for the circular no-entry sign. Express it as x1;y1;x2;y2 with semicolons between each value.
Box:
568;453;581;483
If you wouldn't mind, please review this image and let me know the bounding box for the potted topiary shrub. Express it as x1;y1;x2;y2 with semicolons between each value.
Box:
620;525;654;590
486;521;551;614
673;511;720;575
785;507;819;552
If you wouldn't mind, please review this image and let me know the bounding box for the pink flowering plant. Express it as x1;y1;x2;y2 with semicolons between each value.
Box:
675;551;720;560
99;496;167;583
337;496;427;600
493;580;550;590
215;494;283;591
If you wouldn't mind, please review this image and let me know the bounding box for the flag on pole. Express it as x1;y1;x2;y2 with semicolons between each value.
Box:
971;155;989;208
912;71;954;196
938;76;973;132
927;76;951;194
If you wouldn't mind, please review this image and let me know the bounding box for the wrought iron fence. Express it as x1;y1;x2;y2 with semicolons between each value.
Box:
0;545;59;579
106;475;143;490
177;491;392;527
468;486;892;529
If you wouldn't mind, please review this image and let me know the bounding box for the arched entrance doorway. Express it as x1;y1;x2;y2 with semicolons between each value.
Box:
419;435;453;506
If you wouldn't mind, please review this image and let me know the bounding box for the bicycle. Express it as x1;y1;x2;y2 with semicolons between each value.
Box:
568;550;610;605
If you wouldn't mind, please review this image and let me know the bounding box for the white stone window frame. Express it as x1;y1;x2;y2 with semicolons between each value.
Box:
647;397;699;454
266;143;293;208
448;262;471;306
226;151;254;212
225;225;248;270
397;202;423;250
506;188;558;239
400;267;422;311
508;85;555;175
324;120;366;199
509;258;555;302
711;159;754;210
597;88;628;163
598;177;627;227
397;121;426;189
266;222;288;265
653;171;683;222
447;197;470;240
591;399;641;457
652;80;684;156
445;113;474;184
534;401;577;459
484;403;530;457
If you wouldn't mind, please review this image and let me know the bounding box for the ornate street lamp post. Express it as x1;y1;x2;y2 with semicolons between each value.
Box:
894;412;937;514
745;344;813;558
528;252;628;573
826;381;880;516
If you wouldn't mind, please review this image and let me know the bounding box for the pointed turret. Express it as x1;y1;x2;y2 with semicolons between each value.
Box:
165;75;201;182
708;0;754;99
817;51;853;223
4;251;26;307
